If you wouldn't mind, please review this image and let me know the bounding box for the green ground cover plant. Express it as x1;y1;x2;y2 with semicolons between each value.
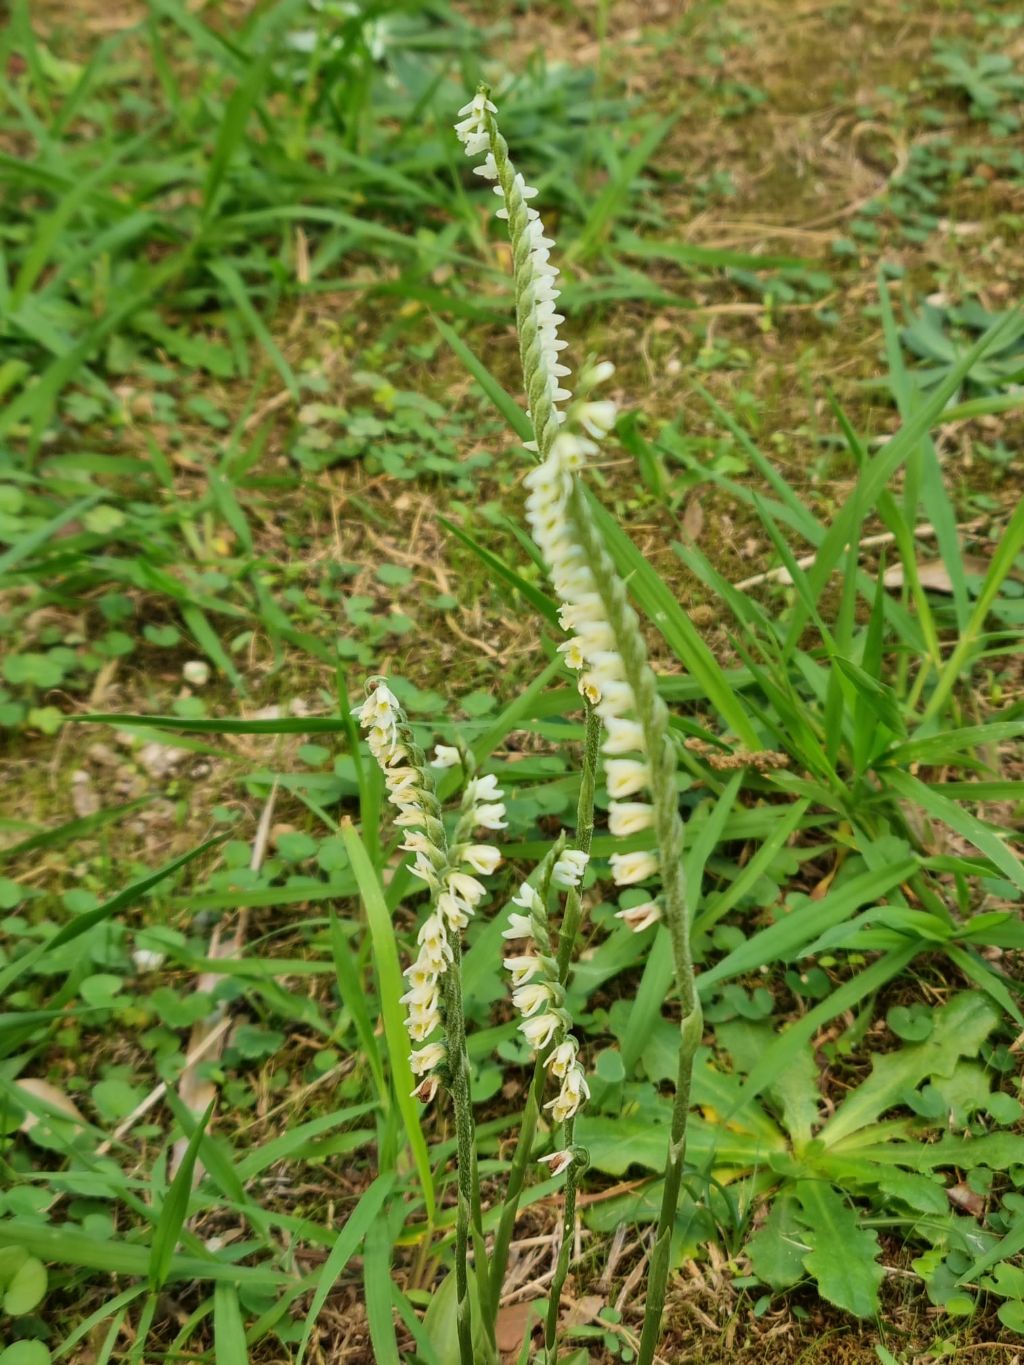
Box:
1;1;1023;1363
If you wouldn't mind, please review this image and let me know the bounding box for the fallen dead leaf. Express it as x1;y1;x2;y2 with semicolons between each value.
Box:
495;1298;541;1356
947;1182;985;1217
883;555;991;593
563;1293;606;1328
681;494;704;543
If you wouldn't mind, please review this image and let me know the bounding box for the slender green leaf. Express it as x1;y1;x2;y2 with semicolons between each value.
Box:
150;1101;215;1289
341;820;434;1217
295;1174;395;1365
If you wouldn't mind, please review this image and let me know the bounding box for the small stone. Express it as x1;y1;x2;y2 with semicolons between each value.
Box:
183;660;210;687
138;742;187;779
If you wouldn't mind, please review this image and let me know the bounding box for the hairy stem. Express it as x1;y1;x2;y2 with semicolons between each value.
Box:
563;484;703;1365
543;1117;579;1363
442;936;487;1364
489;706;600;1304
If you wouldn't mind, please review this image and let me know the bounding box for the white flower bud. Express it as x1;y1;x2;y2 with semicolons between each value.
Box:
520;1011;561;1050
609;849;659;885
512;981;554;1018
472;802;508;831
430;744;461;769
503;954;540;986
502;911;534;940
552;848;589;888
409;1041;446;1075
607;801;655;838
547;1038;578;1078
461;844;502;876
604;759;651;798
602;717;646;755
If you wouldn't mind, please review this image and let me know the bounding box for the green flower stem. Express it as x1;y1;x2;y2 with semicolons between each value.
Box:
543;1118;580;1364
484;111;560;462
563;483;703;1365
488;706;600;1305
441;932;490;1365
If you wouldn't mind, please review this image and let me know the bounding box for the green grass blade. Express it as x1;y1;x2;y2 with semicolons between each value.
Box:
363;1215;401;1365
150;1101;215;1290
340;819;434;1218
884;770;1024;895
922;493;1024;723
0;833;224;994
181;603;247;693
202;51;273;221
0;798;148;864
732;946;920;1113
433;316;533;442
295;1173;395;1365
330;909;387;1102
439;516;559;626
209;260;299;401
587;492;761;745
698;861;917;991
214;1283;249;1364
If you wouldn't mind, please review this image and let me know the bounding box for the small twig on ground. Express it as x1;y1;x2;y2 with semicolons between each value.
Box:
731;519;986;592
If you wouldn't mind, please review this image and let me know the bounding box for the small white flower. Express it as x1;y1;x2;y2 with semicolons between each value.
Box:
537;1148;574;1176
393;805;426;828
355;683;400;731
552;848;589;888
407;1007;442;1042
407;851;439;885
520;1011;562;1050
574;619;617;653
465;773;503;804
546;1062;590;1122
132;948;165;973
437;891;473;930
607;801;655;838
584;359;616;388
558;596;605;631
472;802;508;831
511;882;542;913
604;759;652;798
579;676;602;706
446;871;487;907
547;1038;578;1078
401;979;439;1011
461;844;502;876
502;911;534;940
503;953;541;986
615;901;662;932
602;717;646;755
418;936;453;971
417;914;448;952
512;981;554;1018
593;680;635;720
558;637;586;670
578;399;617;439
609;849;659;885
430;744;462;769
409;1041;446;1075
